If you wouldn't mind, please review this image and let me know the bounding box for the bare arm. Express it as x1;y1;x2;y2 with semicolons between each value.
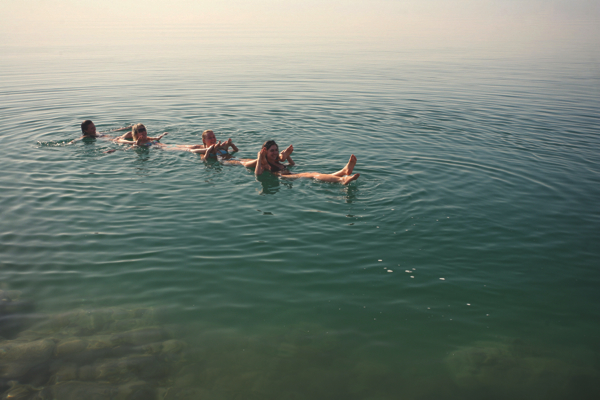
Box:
254;148;267;176
69;135;86;144
226;138;239;152
148;132;168;141
189;147;207;155
200;143;220;160
115;131;133;141
215;138;238;153
113;138;137;145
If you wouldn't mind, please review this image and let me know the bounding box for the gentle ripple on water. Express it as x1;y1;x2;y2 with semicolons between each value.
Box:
0;43;599;398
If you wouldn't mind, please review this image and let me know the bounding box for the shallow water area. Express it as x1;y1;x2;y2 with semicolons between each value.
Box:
1;38;600;399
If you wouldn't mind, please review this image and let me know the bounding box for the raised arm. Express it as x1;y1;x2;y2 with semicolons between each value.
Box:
224;138;239;152
148;132;168;141
200;142;221;159
254;148;268;176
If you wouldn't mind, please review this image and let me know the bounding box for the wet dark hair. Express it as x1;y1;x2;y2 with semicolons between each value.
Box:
262;140;285;172
262;140;277;150
81;120;93;133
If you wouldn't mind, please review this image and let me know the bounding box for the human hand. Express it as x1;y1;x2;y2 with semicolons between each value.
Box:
257;147;266;160
227;138;238;151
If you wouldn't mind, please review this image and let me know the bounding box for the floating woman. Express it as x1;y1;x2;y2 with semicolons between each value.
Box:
240;140;359;185
113;124;216;153
188;130;239;159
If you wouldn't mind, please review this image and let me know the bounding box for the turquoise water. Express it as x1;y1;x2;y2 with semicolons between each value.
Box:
1;42;600;399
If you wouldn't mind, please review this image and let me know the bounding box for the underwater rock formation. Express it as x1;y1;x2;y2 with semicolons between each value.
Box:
0;290;37;339
0;302;191;400
445;339;600;400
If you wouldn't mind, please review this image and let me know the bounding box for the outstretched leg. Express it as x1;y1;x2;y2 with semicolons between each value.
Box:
281;172;359;185
341;173;360;185
331;154;357;177
280;145;294;162
226;158;257;167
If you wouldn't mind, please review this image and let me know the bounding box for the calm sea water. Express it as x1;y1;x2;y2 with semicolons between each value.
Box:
1;40;599;399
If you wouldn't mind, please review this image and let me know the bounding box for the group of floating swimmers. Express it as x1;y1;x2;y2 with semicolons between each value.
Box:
76;120;360;185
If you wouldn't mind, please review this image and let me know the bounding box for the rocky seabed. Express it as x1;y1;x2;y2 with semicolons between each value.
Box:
0;290;191;400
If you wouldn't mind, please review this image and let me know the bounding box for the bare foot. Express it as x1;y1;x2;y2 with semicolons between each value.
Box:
341;173;359;185
340;154;357;176
280;145;294;161
104;149;117;154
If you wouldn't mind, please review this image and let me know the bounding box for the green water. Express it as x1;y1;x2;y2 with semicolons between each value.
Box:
1;42;599;399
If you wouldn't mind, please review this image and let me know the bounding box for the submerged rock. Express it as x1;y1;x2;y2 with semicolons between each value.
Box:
0;300;34;316
0;290;22;302
161;340;186;355
160;386;207;400
20;307;161;339
445;340;600;399
54;339;88;358
1;381;43;400
0;303;188;399
109;327;170;347
75;354;167;384
40;380;156;400
0;290;37;340
0;339;55;379
52;363;78;384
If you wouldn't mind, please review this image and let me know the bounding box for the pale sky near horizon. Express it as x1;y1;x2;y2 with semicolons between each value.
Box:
1;0;599;50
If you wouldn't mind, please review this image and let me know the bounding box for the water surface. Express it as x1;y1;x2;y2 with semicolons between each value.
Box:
1;40;600;399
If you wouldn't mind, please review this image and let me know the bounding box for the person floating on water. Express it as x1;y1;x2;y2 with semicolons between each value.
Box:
241;140;359;185
76;121;358;185
228;142;294;168
112;123;218;153
188;129;239;159
72;120;164;142
114;127;167;142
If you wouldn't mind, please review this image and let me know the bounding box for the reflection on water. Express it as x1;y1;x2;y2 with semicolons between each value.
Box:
257;174;282;195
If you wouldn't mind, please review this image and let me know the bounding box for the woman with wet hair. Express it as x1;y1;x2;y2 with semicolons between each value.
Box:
113;124;210;153
113;123;167;143
242;140;359;185
188;129;239;159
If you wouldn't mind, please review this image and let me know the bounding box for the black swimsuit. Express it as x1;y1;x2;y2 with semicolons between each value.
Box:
269;162;289;174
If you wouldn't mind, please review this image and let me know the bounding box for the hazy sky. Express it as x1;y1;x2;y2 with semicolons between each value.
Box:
1;0;599;49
